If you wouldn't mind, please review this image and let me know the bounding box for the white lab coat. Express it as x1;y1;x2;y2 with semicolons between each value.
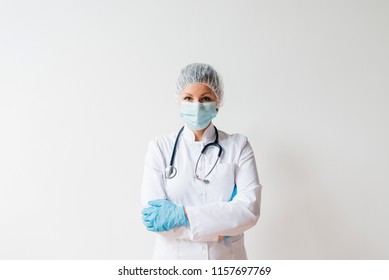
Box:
141;123;262;260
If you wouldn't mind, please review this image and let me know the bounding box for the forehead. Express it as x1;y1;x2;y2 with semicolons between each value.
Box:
181;83;214;95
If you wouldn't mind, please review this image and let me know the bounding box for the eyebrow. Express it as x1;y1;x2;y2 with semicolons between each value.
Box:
182;92;214;96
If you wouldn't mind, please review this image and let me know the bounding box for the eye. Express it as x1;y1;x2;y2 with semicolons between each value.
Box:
183;96;193;101
200;96;212;102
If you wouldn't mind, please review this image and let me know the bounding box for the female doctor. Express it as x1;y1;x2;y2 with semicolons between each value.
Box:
141;63;262;260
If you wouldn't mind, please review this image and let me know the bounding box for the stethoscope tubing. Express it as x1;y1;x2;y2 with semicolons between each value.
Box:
165;125;223;182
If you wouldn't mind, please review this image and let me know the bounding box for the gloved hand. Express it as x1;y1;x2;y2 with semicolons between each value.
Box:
142;199;189;232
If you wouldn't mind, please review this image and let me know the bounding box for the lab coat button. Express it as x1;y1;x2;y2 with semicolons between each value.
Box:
202;246;206;251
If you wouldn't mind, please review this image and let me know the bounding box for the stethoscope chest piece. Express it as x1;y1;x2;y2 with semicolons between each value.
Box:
165;165;177;179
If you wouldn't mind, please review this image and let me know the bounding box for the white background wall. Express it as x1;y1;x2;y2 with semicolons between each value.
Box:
1;0;388;259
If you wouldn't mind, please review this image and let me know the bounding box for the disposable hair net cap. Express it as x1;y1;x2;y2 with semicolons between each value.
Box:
176;63;224;106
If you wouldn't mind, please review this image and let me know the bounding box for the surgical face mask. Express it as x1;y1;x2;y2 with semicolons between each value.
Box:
180;101;217;131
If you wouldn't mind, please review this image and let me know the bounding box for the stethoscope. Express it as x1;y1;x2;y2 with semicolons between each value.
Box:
165;126;223;184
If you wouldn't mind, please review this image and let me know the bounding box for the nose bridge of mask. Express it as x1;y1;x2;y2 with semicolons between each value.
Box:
186;102;215;119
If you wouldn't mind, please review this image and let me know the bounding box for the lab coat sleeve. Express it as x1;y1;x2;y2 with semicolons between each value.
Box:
185;138;262;240
141;138;218;242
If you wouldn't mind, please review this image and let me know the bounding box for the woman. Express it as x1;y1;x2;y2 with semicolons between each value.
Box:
141;63;262;260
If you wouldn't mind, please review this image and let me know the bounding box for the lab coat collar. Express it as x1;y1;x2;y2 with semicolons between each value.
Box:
182;123;216;144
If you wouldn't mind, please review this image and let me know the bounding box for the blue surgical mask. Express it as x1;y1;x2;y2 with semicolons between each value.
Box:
180;102;218;130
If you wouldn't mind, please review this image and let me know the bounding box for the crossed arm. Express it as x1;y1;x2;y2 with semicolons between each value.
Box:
141;138;262;242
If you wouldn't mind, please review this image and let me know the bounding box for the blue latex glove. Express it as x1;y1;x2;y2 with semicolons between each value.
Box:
230;184;237;200
224;184;237;239
142;199;189;232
